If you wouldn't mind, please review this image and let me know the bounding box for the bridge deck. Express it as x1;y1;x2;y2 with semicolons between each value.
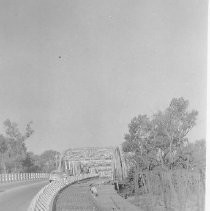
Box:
53;178;140;211
54;179;101;211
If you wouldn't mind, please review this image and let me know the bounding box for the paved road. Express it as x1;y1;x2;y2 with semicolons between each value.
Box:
54;178;140;211
54;179;101;211
0;180;48;211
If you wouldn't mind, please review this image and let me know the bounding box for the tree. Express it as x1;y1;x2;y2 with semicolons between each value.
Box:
1;119;34;172
122;97;198;171
4;119;34;142
122;115;155;170
183;139;206;171
38;150;60;173
21;152;41;173
152;98;198;169
0;135;8;173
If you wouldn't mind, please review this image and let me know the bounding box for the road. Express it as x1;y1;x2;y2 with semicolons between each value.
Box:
54;178;140;211
0;180;48;211
54;179;101;211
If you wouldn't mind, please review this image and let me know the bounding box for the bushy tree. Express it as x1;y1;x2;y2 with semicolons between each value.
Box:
37;150;60;173
0;135;8;173
152;98;198;169
21;152;41;173
122;97;198;171
0;119;34;173
0;120;62;173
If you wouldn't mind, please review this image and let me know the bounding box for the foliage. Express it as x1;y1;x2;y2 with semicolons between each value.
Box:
0;135;8;173
122;97;199;171
129;169;205;211
4;119;34;142
121;97;205;211
0;135;8;154
0;119;34;173
0;119;61;173
21;152;42;173
36;150;60;173
183;139;206;171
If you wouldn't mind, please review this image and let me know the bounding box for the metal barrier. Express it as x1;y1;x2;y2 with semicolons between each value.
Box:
27;173;98;211
0;173;49;183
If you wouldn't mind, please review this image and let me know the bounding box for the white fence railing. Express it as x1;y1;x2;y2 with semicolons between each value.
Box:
27;173;99;211
0;173;49;183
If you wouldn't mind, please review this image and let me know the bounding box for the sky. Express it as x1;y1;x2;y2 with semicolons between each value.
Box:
0;0;207;154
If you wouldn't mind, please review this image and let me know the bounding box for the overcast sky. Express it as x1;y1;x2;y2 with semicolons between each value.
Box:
0;0;207;154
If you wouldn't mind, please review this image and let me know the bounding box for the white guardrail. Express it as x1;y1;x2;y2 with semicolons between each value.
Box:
27;173;99;211
0;173;49;183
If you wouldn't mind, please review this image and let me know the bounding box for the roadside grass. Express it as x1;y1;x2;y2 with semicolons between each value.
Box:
118;169;205;211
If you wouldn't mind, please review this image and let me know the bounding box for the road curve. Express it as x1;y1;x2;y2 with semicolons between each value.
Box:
0;180;48;211
54;179;101;211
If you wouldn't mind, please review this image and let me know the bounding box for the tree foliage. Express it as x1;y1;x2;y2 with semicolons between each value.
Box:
0;119;34;173
37;150;60;173
21;152;41;173
0;119;61;173
122;97;199;171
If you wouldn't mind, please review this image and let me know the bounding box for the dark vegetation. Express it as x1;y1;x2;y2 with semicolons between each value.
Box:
0;119;60;173
119;97;205;211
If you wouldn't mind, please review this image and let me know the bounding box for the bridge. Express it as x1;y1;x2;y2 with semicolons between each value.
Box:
0;146;134;211
61;147;113;177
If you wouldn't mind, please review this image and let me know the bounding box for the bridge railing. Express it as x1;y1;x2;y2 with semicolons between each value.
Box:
27;173;99;211
0;173;49;183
